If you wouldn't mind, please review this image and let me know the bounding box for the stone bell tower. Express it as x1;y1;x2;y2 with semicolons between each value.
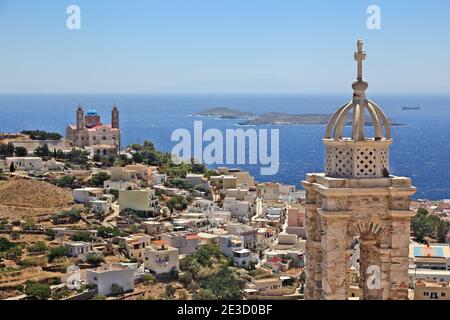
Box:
112;104;120;129
76;105;85;130
302;40;416;300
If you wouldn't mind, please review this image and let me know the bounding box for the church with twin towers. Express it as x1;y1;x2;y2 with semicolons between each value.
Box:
302;40;416;300
66;105;121;157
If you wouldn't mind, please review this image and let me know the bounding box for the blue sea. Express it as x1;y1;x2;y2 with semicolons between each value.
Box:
1;94;449;200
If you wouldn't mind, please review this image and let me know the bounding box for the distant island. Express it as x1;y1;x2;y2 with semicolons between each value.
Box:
238;113;332;125
194;107;255;119
195;108;403;126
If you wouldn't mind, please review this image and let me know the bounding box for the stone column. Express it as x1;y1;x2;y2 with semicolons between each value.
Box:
304;203;322;299
388;217;411;299
379;247;392;300
320;215;348;300
344;235;354;299
359;237;382;300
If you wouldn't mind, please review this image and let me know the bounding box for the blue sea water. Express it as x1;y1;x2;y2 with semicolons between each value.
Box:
1;94;449;200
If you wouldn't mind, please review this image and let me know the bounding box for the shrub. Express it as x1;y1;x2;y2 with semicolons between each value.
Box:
56;175;75;188
48;246;69;262
142;274;157;284
21;130;62;141
20;257;47;267
89;172;110;187
14;146;28;157
10;231;21;240
51;209;81;225
165;284;176;298
178;289;189;300
22;217;37;231
0;237;15;252
2;246;23;261
25;282;51;300
27;241;48;253
86;252;103;266
179;272;193;288
111;283;124;295
71;231;92;242
193;288;216;300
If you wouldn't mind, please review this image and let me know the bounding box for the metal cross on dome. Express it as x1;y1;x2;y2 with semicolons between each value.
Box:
354;39;367;81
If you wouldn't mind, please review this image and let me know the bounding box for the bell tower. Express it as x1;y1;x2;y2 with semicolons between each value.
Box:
76;105;84;130
302;40;416;300
112;104;120;129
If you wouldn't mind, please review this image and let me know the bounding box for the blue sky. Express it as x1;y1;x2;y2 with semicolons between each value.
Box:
0;0;449;94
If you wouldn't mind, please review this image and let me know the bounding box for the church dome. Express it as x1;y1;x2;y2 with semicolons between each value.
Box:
323;40;392;178
324;39;391;141
86;109;99;116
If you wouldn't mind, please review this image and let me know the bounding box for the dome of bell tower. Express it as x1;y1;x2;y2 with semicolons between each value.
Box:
323;40;392;178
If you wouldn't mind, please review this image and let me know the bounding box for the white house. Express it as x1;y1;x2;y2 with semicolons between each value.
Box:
45;158;65;171
223;197;253;220
144;240;179;275
219;235;244;257
4;157;43;172
86;264;135;296
152;173;167;186
89;200;111;214
63;241;92;261
141;221;165;235
119;189;159;217
73;188;104;204
161;232;199;255
233;249;257;268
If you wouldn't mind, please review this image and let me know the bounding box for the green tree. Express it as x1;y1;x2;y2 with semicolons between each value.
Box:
27;241;48;254
66;148;89;165
3;246;23;261
34;144;50;157
22;217;37;230
142;274;157;284
0;142;15;158
436;220;450;243
14;146;28;157
21;130;62;140
48;246;69;262
0;237;15;252
179;272;193;288
10;231;21;240
193;288;216;300
89;172;110;187
411;208;432;243
411;208;449;243
167;195;189;214
165;284;176;298
86;252;103;266
9;162;16;173
56;175;75;188
25;282;51;300
197;267;243;300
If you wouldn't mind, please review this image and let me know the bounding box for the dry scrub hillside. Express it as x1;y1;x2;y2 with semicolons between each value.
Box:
0;176;73;219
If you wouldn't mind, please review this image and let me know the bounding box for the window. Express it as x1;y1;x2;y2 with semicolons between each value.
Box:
424;292;429;296
441;292;446;297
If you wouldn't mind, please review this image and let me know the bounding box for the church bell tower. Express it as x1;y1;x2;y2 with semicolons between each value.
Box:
302;40;416;300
